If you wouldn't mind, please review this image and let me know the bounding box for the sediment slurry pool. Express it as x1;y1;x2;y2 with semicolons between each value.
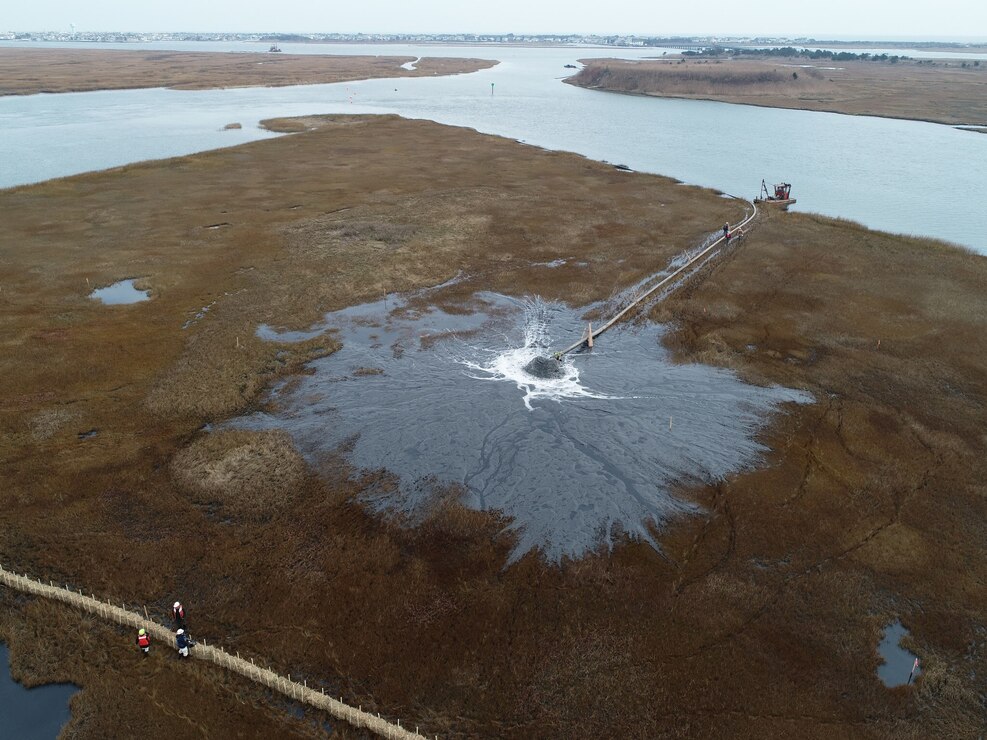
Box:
241;291;811;560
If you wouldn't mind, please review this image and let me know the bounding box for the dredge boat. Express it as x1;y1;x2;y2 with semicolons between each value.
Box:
754;180;796;209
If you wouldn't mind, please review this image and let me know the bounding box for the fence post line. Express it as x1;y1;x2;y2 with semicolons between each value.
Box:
0;563;419;739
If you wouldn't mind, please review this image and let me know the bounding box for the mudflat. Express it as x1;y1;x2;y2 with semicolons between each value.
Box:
1;115;985;737
569;57;987;125
0;47;495;96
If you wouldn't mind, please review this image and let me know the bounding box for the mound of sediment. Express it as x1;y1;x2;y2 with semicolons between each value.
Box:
170;429;306;512
523;355;564;379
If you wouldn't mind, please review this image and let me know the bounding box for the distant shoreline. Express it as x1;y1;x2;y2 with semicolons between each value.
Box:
0;47;496;96
4;36;987;55
567;56;987;127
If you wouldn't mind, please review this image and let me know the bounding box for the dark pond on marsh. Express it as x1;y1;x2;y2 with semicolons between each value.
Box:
238;284;811;561
0;643;78;739
877;621;922;687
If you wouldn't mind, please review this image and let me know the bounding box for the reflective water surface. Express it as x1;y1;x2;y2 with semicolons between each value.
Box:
0;643;78;739
877;621;922;687
1;42;984;251
90;278;150;305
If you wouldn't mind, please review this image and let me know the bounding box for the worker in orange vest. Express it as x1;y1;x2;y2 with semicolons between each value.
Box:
136;628;151;657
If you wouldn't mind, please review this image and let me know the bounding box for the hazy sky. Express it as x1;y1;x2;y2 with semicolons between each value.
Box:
5;0;986;39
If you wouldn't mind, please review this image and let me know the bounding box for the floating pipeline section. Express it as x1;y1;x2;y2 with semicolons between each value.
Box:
0;563;428;740
557;197;758;356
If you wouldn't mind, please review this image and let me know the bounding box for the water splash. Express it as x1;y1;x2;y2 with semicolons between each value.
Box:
458;299;616;411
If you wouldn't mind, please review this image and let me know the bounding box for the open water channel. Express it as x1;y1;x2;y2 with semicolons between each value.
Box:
1;40;985;251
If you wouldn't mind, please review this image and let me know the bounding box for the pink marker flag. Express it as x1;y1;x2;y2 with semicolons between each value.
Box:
913;658;920;670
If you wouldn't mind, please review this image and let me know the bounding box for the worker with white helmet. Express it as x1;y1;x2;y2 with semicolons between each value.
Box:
176;628;191;658
172;600;187;630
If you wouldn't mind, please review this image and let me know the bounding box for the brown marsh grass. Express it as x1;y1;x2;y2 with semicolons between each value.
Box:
1;115;984;737
570;57;987;125
0;47;496;96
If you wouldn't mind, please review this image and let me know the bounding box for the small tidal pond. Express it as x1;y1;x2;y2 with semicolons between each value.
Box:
89;278;150;305
0;643;78;739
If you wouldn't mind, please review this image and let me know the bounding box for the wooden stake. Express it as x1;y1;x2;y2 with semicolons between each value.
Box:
586;322;593;349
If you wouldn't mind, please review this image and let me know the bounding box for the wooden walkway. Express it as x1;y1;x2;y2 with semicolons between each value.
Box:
0;563;428;739
558;200;758;355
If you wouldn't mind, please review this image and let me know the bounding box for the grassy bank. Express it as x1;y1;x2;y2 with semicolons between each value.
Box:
0;115;984;737
569;57;987;125
0;48;496;96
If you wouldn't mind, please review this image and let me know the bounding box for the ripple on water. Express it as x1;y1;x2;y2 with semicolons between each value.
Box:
238;292;811;561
